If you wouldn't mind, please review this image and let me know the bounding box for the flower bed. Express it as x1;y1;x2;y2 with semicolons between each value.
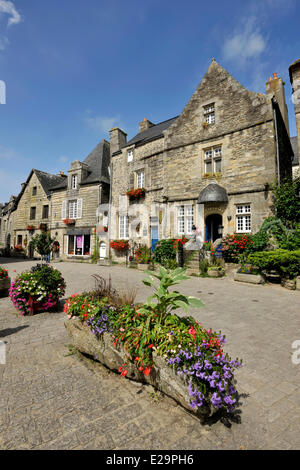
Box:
64;268;242;419
9;264;66;315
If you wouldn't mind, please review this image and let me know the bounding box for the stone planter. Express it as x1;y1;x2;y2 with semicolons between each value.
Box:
0;277;11;296
281;278;296;290
65;318;213;420
137;263;151;271
234;272;265;285
97;259;112;266
207;269;224;278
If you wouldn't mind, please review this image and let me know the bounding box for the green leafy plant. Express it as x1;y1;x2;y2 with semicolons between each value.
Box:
247;249;300;279
29;232;54;256
272;177;300;228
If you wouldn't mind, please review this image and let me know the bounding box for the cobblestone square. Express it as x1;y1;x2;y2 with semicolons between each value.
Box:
0;259;300;450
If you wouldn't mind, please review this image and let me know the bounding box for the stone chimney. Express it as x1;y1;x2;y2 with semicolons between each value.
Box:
109;127;127;156
289;59;300;157
139;118;154;133
266;72;289;135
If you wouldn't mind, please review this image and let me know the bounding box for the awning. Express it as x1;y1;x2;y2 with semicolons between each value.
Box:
197;183;228;204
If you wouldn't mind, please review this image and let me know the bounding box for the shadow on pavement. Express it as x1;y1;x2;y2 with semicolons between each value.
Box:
0;325;30;338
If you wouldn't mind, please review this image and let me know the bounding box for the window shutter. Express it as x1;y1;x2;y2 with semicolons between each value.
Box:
62;200;67;220
77;199;83;219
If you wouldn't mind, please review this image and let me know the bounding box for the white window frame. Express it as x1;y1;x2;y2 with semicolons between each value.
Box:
69;200;78;219
71;175;78;189
119;215;129;239
136;170;145;188
236;205;251;233
127;149;134;162
177;205;194;235
67;234;91;256
204;103;215;124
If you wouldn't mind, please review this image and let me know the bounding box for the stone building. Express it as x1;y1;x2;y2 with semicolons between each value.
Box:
50;139;110;260
109;60;293;257
0;196;17;250
11;169;67;257
289;59;300;178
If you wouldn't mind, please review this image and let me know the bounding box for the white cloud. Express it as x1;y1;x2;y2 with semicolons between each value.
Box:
223;17;267;66
0;0;21;27
85;110;122;133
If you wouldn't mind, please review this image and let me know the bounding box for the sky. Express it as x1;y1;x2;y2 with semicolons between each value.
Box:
0;0;299;202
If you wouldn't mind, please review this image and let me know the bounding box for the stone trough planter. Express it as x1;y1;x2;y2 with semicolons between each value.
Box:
65;318;213;420
234;272;265;285
0;277;11;297
207;269;224;278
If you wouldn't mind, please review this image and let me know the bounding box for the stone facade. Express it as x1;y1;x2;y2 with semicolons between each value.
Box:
109;60;293;259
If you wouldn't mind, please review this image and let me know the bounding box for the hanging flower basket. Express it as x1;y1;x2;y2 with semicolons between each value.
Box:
63;218;75;226
103;226;108;232
26;225;35;231
110;240;130;251
126;188;145;201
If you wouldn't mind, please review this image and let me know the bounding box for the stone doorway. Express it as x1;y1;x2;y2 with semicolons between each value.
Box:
205;214;222;242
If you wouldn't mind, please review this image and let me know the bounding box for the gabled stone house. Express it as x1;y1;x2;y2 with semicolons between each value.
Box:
109;60;293;257
0;196;17;251
11;169;67;256
50;139;110;260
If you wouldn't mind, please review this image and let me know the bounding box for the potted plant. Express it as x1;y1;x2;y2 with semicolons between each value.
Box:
9;264;66;315
135;244;152;270
0;266;10;296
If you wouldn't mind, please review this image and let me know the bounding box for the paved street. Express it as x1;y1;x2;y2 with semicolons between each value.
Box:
0;259;300;450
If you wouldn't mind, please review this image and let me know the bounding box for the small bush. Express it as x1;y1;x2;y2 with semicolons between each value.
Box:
247;249;300;279
153;239;176;266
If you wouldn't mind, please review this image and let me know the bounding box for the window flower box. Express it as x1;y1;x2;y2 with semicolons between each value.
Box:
126;188;145;201
63;218;75;226
26;225;35;232
110;240;130;251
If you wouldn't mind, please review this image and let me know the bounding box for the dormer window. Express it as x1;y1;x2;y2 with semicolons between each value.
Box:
204;103;215;124
71;175;78;189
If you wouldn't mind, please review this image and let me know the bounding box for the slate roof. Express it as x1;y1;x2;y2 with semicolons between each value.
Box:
50;139;110;190
291;136;299;166
125;116;178;148
34;170;67;196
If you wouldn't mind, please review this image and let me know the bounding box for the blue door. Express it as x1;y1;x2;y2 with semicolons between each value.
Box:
151;226;159;252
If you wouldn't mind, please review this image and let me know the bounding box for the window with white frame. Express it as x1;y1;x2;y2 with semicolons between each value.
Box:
204;147;222;174
236;205;251;233
136;170;145;188
119;215;129;238
71;174;78;189
127;149;134;162
204;103;215;124
177;205;194;235
69;200;78;219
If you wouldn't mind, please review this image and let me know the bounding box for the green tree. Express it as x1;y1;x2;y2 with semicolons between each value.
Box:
273;177;300;227
29;232;54;257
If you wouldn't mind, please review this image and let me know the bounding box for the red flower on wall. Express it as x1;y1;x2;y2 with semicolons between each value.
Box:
110;240;130;251
126;188;146;201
